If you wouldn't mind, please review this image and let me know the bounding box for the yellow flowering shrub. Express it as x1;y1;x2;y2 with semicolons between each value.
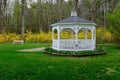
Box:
25;31;52;43
96;28;112;43
0;28;112;43
87;30;92;39
60;30;72;39
60;30;92;39
54;34;58;40
78;31;85;39
0;33;20;43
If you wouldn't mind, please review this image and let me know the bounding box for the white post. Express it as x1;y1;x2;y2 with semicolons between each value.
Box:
84;28;87;39
52;27;54;40
75;26;78;51
52;27;54;49
94;27;96;50
71;31;74;39
58;26;60;50
85;28;88;50
91;28;94;50
92;28;94;40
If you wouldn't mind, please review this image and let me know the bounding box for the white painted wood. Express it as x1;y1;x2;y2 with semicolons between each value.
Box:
58;26;60;50
52;24;96;51
71;11;77;16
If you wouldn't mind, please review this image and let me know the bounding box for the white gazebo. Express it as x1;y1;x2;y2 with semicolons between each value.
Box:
51;11;97;51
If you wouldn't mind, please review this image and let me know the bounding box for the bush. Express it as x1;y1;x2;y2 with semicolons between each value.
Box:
0;28;112;43
25;31;52;43
107;8;120;48
45;46;105;55
96;28;112;43
0;33;20;43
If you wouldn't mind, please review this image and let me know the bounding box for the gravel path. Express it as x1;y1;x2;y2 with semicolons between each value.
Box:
18;47;46;52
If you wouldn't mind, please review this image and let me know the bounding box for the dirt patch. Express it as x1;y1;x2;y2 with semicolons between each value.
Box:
18;47;46;52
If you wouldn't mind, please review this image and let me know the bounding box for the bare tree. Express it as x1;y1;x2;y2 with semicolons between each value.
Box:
0;0;7;33
37;0;42;32
0;0;119;33
56;0;63;20
21;0;25;40
73;0;78;11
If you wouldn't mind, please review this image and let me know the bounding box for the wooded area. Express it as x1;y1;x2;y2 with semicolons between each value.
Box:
0;0;120;33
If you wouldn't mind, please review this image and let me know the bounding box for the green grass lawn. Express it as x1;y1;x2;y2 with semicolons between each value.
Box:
0;43;120;80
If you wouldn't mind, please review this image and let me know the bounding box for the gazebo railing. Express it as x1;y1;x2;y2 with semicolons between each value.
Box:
53;40;58;49
60;39;76;50
59;39;93;51
53;39;95;51
77;39;93;50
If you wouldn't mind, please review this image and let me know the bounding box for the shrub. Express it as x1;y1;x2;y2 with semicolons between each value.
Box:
96;28;112;43
45;46;105;55
25;31;52;43
0;28;112;43
107;8;120;48
0;33;20;43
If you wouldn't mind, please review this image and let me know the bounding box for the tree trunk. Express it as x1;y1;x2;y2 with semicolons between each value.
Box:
21;0;25;40
38;0;42;32
17;0;20;33
0;0;7;33
73;0;78;11
56;0;63;20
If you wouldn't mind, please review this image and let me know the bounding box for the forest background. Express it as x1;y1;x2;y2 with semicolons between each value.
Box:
0;0;120;43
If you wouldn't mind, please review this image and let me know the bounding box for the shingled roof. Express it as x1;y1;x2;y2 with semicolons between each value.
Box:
51;11;96;26
57;16;94;23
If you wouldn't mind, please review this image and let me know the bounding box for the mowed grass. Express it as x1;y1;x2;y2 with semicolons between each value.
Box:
0;43;120;80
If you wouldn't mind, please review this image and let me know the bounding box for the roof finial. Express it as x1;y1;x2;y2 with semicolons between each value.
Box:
71;10;77;16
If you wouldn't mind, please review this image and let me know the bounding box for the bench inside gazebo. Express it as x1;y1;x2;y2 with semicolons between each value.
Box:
51;11;96;51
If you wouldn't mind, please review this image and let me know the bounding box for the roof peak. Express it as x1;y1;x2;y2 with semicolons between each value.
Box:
71;11;77;16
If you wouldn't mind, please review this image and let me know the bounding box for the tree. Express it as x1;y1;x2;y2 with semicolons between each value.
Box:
73;0;78;11
56;0;64;20
37;0;42;32
0;0;119;34
21;0;25;40
13;0;22;33
0;0;7;33
107;8;120;48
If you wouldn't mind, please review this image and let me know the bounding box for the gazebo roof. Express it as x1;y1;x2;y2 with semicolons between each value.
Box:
57;16;93;23
51;11;96;26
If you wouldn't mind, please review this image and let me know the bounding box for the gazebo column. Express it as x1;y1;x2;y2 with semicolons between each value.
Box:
94;27;96;50
91;28;94;50
57;27;60;50
52;27;59;49
92;28;94;40
52;27;54;41
71;31;74;39
91;27;96;50
71;27;76;40
84;29;88;39
75;26;78;51
52;27;54;49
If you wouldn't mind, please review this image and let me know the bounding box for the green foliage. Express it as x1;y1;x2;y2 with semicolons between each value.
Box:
45;46;105;55
106;8;120;48
0;43;120;80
